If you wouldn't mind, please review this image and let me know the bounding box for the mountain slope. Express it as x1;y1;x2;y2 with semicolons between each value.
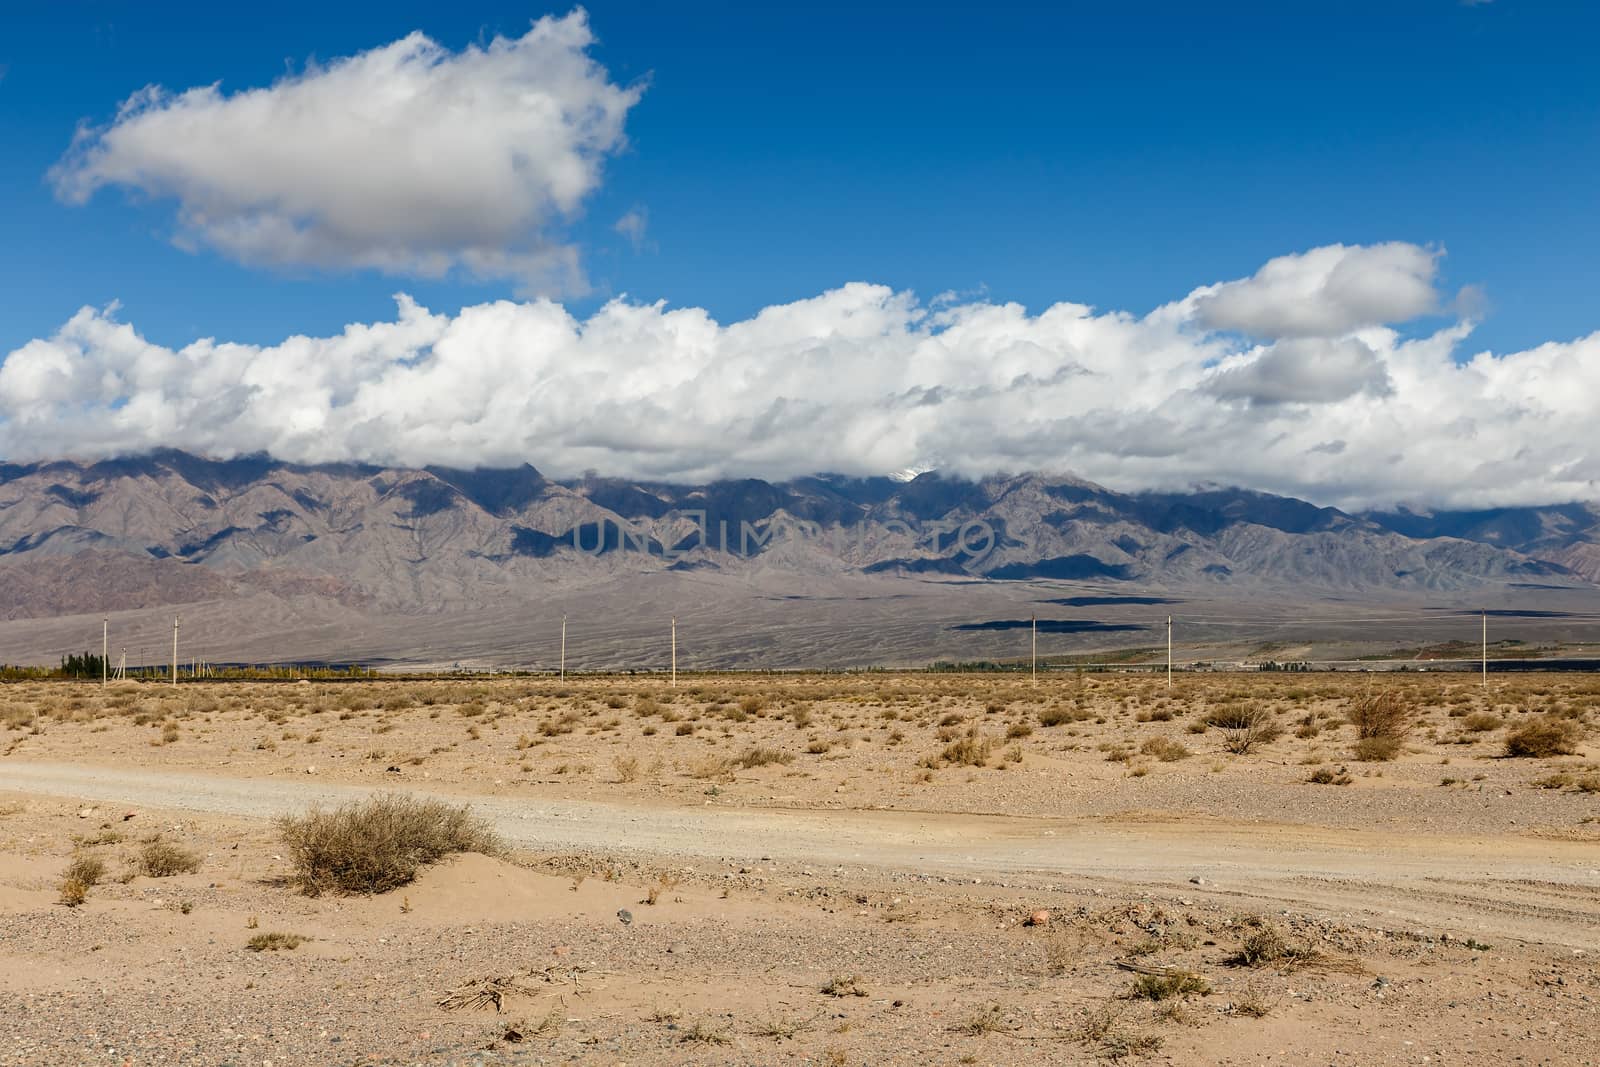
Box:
1;452;1589;624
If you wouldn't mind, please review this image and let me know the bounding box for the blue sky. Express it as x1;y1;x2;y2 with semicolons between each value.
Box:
1;0;1595;355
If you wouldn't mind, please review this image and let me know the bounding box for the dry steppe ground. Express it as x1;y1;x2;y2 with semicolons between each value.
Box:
2;672;1598;1066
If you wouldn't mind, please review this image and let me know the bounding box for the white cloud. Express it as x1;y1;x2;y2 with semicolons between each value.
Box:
614;207;649;251
2;241;1597;511
1191;242;1441;337
50;11;641;292
1204;337;1392;405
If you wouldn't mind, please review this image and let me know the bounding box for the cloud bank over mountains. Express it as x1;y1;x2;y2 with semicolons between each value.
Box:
50;11;640;292
12;15;1596;512
3;241;1597;512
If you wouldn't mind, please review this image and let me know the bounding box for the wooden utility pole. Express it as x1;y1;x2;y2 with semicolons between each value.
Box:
671;617;677;687
1166;615;1173;689
171;616;179;688
1482;609;1488;688
102;619;108;689
1031;614;1037;687
560;615;567;680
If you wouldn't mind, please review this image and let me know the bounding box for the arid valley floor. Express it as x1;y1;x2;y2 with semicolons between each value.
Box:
2;673;1598;1065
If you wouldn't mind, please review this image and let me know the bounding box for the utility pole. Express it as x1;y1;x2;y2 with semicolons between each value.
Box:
1031;614;1037;687
1482;609;1488;688
102;618;108;689
671;617;677;688
171;616;179;688
560;615;567;680
1166;615;1173;689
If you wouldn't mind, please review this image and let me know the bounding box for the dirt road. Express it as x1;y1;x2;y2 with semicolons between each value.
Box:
6;758;1598;950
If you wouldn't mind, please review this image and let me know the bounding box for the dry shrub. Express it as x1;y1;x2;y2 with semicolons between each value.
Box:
1228;924;1295;966
277;793;501;896
1139;736;1191;762
688;756;736;780
64;853;107;887
821;974;868;997
1462;711;1502;733
58;877;89;907
246;931;306;951
1348;690;1414;741
1505;716;1580;758
1203;704;1258;729
139;838;202;877
1354;736;1403;762
1127;970;1210;1000
1039;704;1092;727
1220;707;1282;754
940;727;995;767
738;746;794;769
1306;765;1353;785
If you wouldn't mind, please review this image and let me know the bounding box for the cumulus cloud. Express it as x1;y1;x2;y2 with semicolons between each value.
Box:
1204;337;1392;405
1191;243;1441;337
2;241;1597;511
49;11;640;291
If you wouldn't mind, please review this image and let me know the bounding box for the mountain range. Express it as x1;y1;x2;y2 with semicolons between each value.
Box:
0;451;1596;667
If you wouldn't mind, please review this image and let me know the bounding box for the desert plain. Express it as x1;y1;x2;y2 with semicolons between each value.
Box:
1;671;1597;1066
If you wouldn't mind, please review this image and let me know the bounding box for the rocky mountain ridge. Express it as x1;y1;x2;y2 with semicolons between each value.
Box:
1;451;1592;624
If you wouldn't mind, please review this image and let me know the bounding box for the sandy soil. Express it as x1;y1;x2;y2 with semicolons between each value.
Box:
2;673;1598;1065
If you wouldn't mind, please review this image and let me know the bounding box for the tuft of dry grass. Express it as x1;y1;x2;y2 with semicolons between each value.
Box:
948;1003;1019;1036
821;974;869;998
277;793;501;896
1230;989;1273;1017
679;1020;731;1045
138;837;202;878
1070;1005;1163;1058
738;746;794;769
1126;969;1211;1001
1227;921;1366;974
246;931;307;951
750;1013;816;1039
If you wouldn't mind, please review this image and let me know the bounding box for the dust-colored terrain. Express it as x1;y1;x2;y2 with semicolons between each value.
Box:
2;673;1598;1065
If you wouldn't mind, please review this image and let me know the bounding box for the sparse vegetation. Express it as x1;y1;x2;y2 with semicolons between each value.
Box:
246;931;307;951
277;793;501;896
1219;707;1282;754
1354;735;1403;761
1126;969;1210;1000
1348;690;1415;742
138;837;202;878
1505;716;1581;758
821;974;868;997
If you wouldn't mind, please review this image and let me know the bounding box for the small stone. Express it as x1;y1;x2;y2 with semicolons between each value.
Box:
617;908;633;926
1024;909;1051;927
